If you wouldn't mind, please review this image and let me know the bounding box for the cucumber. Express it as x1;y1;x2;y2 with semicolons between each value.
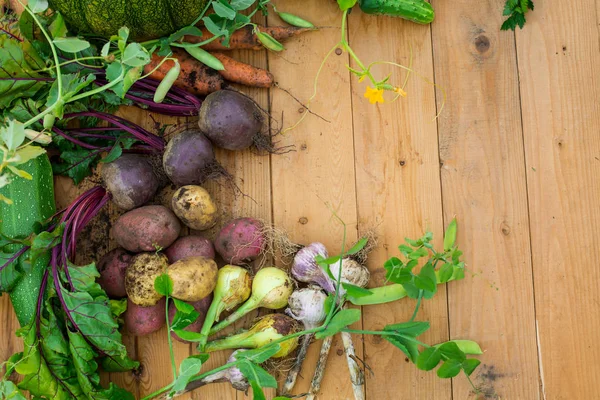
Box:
0;154;55;326
358;0;435;24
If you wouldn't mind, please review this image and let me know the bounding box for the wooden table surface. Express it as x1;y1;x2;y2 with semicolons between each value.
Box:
2;0;599;399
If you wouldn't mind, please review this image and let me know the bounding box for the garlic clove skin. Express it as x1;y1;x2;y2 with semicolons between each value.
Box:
291;242;336;293
329;258;371;288
285;287;328;329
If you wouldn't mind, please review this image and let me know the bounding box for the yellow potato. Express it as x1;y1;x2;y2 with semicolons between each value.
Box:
171;185;218;231
125;252;169;306
167;256;218;301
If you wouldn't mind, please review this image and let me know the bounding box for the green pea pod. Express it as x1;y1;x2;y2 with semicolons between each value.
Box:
256;31;285;52
153;61;181;104
185;47;225;71
277;12;315;28
43;114;55;130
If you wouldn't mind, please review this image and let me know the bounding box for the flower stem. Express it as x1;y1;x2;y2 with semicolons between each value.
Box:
165;294;177;380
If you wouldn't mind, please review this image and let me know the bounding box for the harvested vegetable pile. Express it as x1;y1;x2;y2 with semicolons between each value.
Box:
0;1;488;399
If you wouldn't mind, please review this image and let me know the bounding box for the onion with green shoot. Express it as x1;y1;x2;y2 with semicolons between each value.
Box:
197;265;252;349
204;314;301;358
209;267;294;335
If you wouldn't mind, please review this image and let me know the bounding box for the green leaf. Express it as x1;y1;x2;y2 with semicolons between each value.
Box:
154;273;173;296
100;142;123;164
171;356;205;393
13;146;46;165
173;298;195;314
1;120;25;152
212;0;237;20
167;26;204;42
173;329;204;342
52;37;90;53
49;13;68;38
383;335;419;363
436;359;462;378
248;380;266;400
443;219;457;251
0;38;47;108
28;0;49;13
341;283;372;298
384;321;430;337
398;244;413;257
109;299;128;318
323;293;335;316
203;16;228;37
231;0;255;10
416;347;442;371
121;43;150;67
315;308;361;339
402;281;420;299
337;0;357;11
171;310;200;331
415;263;437;293
236;344;282;364
345;237;368;256
238;361;278;388
438;263;454;284
436;340;483;355
437;342;466;362
462;358;481;376
408;247;428;260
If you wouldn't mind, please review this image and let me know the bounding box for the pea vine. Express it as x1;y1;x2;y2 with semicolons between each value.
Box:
142;220;482;400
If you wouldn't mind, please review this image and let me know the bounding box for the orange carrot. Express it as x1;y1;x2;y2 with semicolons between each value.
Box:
143;49;224;96
185;25;314;51
210;53;274;88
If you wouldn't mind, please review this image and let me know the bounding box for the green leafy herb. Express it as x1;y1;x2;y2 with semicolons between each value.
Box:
501;0;534;30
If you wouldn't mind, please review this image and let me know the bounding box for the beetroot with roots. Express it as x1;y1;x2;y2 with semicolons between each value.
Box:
168;295;213;343
163;130;226;186
101;154;159;210
164;236;216;263
214;218;266;264
198;90;265;151
96;248;132;298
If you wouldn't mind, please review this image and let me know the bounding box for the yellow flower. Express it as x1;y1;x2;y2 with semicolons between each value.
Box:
394;87;407;97
364;86;384;104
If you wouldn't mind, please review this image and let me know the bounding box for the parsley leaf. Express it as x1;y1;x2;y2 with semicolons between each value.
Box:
501;0;534;30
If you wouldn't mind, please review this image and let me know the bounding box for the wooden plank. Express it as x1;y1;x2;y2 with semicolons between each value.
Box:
430;0;540;398
347;12;451;400
514;0;600;398
267;1;362;398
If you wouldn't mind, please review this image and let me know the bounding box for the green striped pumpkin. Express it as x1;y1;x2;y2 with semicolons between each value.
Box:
48;0;209;40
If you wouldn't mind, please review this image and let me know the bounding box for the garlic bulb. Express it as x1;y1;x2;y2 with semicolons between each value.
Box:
291;242;336;293
285;286;328;329
329;258;370;288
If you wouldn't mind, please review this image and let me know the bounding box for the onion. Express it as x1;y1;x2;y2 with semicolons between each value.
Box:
291;242;336;293
204;314;301;358
197;265;252;349
209;267;294;335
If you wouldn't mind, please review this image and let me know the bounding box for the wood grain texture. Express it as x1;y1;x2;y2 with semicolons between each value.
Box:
347;12;451;400
515;0;600;398
267;1;363;398
430;0;540;398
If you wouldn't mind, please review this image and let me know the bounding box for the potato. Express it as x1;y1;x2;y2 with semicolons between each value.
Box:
97;248;132;298
164;236;215;264
171;185;218;231
112;205;181;252
167;256;218;302
214;217;265;264
125;252;169;306
125;298;166;336
168;295;212;343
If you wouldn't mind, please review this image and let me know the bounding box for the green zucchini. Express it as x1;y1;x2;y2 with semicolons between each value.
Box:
358;0;435;24
0;154;55;326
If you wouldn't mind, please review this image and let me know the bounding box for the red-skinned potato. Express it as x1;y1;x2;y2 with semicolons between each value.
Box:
125;298;166;336
112;205;181;252
214;218;265;264
97;248;132;298
164;236;215;264
168;295;212;343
